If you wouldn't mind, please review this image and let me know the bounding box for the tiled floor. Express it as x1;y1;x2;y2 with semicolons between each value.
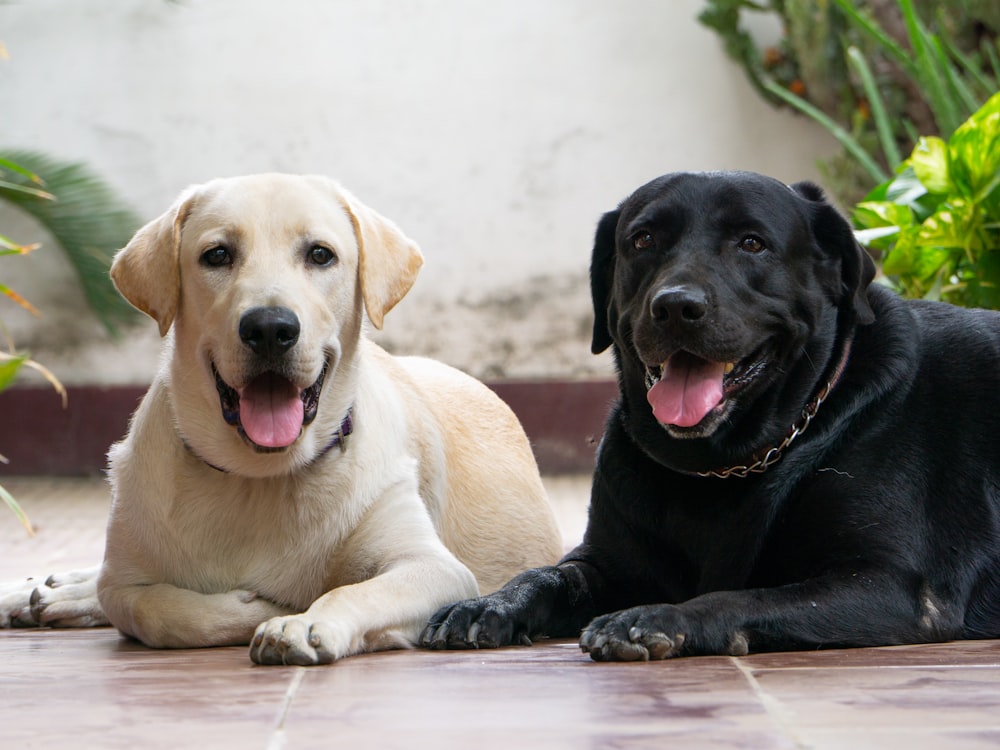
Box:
2;476;1000;749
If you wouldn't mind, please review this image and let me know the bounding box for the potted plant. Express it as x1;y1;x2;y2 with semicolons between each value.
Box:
854;91;1000;306
699;0;999;204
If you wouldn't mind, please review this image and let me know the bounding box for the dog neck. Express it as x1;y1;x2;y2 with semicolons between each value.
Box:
691;336;854;480
183;408;354;474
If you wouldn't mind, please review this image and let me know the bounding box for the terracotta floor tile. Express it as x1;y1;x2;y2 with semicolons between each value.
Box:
283;645;793;749
793;729;1000;750
749;663;1000;726
742;639;1000;669
3;477;1000;748
1;630;295;749
1;476;110;579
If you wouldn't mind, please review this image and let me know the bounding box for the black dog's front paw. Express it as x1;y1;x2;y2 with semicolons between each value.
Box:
419;593;534;650
580;605;689;662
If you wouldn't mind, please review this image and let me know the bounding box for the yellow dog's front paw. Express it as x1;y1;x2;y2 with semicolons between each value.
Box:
250;615;349;666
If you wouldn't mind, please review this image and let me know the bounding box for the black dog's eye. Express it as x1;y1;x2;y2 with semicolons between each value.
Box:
737;235;767;255
633;232;655;251
306;245;337;267
200;245;233;268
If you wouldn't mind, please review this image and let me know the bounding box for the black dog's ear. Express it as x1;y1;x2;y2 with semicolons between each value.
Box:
791;181;876;326
590;209;620;354
790;180;826;203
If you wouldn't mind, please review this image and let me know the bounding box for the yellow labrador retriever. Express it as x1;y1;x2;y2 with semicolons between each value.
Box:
5;174;562;665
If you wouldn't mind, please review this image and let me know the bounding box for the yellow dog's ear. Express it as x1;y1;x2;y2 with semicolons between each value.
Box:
336;186;423;330
110;188;198;337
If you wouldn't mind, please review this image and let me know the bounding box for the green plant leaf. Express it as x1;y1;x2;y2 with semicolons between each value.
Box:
880;231;916;276
854;200;914;231
909;136;951;194
885;166;932;206
0;150;141;337
962;248;1000;309
948;91;1000;203
0;233;40;254
853;199;913;252
939;33;996;104
0;281;40;316
0;482;34;536
916;204;978;253
0;353;26;391
932;35;980;117
830;0;916;77
761;77;890;184
846;45;902;169
0;156;46;185
0;179;55;201
884;230;953;281
899;0;963;135
854;226;901;247
984;38;1000;82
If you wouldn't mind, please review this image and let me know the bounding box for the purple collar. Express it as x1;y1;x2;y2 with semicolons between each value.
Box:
186;408;353;474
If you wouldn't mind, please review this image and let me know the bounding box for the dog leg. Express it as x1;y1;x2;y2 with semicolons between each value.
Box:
0;565;107;628
250;478;481;666
99;583;296;648
251;556;477;666
420;562;599;649
577;574;965;661
0;577;47;627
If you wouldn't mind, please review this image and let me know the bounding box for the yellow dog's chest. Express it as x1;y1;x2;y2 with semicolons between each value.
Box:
149;472;361;609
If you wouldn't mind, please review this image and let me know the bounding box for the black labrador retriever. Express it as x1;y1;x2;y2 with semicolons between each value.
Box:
421;170;1000;661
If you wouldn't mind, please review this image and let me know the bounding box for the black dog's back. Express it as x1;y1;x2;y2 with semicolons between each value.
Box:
890;296;1000;639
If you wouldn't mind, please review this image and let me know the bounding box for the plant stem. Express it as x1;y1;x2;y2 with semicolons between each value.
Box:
762;78;890;184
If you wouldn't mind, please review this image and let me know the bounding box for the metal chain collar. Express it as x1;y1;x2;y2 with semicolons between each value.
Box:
694;381;833;479
692;337;853;480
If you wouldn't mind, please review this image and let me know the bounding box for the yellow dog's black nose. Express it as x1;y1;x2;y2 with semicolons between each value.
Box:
239;306;300;359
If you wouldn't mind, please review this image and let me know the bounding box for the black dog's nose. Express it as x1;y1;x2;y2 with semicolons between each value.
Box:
650;285;708;324
239;306;300;358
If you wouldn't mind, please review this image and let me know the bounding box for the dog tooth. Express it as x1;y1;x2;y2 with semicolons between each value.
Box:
724;362;735;375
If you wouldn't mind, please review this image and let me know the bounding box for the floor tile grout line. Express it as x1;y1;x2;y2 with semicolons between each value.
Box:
732;657;810;750
266;668;305;750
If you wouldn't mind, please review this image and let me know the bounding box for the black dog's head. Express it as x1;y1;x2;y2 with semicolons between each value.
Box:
591;171;875;452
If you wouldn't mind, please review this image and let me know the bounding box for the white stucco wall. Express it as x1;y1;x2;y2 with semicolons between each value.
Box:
1;0;836;385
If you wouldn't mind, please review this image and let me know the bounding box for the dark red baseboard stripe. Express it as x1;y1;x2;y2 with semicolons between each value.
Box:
0;381;617;477
487;380;617;474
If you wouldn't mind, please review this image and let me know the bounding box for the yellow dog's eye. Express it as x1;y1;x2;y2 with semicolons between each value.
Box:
633;232;655;251
307;245;337;267
200;245;232;268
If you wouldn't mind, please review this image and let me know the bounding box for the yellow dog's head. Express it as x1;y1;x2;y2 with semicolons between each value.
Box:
111;174;422;475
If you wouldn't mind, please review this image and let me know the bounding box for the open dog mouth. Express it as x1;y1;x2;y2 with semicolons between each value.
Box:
644;351;766;428
214;362;327;451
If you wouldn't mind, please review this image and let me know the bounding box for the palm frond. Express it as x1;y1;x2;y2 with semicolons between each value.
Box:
0;150;141;337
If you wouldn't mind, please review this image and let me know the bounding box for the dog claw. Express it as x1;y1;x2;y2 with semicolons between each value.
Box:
466;622;482;648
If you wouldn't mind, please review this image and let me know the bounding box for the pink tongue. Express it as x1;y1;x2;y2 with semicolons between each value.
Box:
238;373;304;448
647;356;726;427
